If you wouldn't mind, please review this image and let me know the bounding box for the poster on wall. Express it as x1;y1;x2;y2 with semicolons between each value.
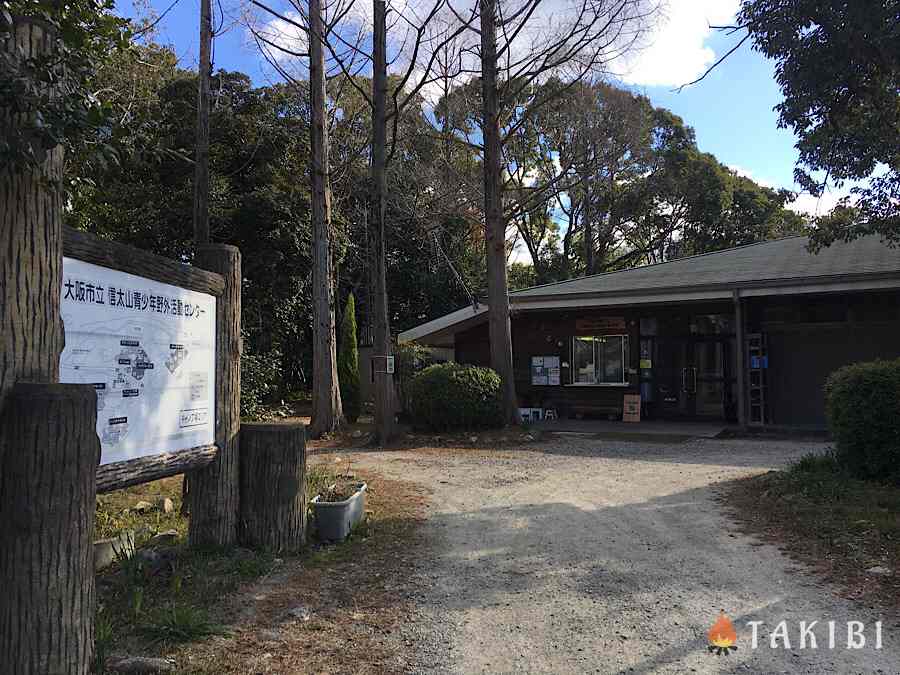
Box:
59;257;217;465
531;356;561;386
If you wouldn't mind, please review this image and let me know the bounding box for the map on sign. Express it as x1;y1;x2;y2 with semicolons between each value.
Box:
60;257;216;465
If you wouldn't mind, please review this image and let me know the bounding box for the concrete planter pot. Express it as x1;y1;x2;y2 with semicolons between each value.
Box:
311;483;367;541
94;529;135;571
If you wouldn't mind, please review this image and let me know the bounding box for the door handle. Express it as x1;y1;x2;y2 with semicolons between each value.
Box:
681;367;687;392
690;367;698;394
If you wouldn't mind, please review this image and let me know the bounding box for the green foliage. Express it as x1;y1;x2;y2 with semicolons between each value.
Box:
338;293;360;423
824;358;900;482
394;341;432;417
93;610;114;672
740;0;899;247
408;363;502;431
1;1;129;170
141;604;224;644
240;338;283;421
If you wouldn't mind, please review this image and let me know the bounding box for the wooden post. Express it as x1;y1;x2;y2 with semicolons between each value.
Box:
238;423;307;552
0;383;100;675
733;290;747;428
0;18;66;415
188;244;241;547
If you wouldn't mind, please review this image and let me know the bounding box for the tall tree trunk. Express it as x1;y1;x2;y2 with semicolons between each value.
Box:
370;0;395;444
583;188;595;275
479;0;518;425
308;0;343;436
0;20;66;415
193;0;212;244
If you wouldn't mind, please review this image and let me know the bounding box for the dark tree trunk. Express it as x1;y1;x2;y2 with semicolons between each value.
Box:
0;383;100;675
238;423;307;552
0;18;65;415
188;244;241;546
479;0;519;425
193;0;212;244
583;191;595;275
308;0;343;437
370;0;395;444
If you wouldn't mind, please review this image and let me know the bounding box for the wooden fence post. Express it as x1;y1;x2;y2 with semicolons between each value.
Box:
239;423;307;552
0;17;66;414
0;383;100;675
188;244;241;546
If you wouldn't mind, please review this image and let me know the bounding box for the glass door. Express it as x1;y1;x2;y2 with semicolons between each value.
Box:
654;338;691;417
692;340;727;418
654;337;731;419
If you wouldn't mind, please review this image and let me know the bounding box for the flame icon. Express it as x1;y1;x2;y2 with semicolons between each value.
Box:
707;610;738;655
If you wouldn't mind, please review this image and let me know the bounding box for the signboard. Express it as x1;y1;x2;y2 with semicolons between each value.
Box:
59;257;217;465
575;317;626;334
531;356;560;386
623;393;641;422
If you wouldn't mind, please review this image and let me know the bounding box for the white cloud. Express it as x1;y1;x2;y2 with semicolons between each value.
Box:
727;164;777;189
787;189;848;217
250;9;308;63
617;0;741;87
728;163;851;216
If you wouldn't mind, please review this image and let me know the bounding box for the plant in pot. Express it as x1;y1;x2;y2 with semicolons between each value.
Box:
310;460;367;542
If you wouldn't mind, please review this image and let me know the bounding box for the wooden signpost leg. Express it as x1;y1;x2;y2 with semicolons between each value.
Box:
0;383;101;675
188;244;242;547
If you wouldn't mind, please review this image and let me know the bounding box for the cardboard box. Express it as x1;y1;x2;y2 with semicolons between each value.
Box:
623;394;641;422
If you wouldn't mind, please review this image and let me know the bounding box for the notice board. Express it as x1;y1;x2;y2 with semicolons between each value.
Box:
531;356;561;386
59;257;217;464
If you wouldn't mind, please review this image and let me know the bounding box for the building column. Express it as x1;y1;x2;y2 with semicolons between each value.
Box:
733;290;746;427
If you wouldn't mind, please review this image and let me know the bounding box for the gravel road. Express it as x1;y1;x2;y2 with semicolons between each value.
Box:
348;436;899;674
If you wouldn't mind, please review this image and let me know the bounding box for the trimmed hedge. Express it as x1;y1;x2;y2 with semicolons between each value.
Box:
824;358;900;482
408;363;502;431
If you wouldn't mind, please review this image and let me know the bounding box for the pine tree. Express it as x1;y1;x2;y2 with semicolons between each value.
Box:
338;293;361;424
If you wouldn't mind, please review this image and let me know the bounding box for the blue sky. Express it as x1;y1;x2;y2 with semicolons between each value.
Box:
117;0;839;214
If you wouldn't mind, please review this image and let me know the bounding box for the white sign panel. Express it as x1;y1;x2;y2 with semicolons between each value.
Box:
60;257;216;465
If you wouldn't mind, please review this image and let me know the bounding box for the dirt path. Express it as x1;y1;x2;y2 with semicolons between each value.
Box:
345;437;898;674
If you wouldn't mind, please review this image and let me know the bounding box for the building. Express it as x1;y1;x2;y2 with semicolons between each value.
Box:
399;236;900;429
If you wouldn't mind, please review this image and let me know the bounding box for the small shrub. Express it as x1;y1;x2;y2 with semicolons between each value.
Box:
793;451;840;475
825;358;900;483
395;342;432;417
241;339;283;420
338;293;361;424
408;363;502;431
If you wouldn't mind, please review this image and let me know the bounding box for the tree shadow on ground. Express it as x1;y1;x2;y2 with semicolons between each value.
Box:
408;484;894;674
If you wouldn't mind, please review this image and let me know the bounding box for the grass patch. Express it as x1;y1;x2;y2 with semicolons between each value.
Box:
722;451;900;608
141;604;225;645
93;460;419;673
95;476;186;545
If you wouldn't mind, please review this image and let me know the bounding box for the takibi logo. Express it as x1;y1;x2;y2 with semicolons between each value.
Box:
704;611;884;654
707;610;738;655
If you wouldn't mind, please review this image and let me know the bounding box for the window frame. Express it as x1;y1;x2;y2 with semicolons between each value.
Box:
569;334;629;387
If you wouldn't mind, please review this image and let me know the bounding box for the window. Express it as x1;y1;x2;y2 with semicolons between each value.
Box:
572;335;628;385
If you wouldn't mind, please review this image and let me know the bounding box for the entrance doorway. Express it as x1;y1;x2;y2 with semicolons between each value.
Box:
654;337;734;420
